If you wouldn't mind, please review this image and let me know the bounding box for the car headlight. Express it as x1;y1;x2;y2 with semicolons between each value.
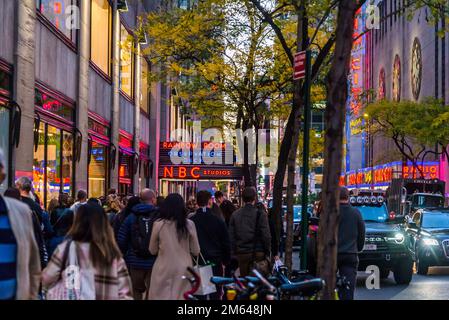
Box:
394;233;404;244
423;238;439;246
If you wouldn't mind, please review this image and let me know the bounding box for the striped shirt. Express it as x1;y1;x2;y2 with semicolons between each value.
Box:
0;196;17;300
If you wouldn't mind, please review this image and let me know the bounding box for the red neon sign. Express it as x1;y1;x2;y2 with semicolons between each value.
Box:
159;165;242;180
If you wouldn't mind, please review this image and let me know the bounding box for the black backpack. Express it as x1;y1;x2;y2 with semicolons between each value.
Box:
130;207;158;258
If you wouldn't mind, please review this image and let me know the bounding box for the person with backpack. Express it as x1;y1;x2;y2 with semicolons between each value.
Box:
42;203;133;300
229;187;271;277
190;190;231;300
117;189;159;300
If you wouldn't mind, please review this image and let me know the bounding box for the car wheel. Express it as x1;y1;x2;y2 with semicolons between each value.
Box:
393;257;413;285
379;268;390;279
416;256;429;275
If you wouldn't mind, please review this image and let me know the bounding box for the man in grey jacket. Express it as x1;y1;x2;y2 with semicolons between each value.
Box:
229;187;271;276
337;187;366;300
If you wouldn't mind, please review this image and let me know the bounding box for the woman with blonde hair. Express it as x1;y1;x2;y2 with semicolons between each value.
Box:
42;203;132;300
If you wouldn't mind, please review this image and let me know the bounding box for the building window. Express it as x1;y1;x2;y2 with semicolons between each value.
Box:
140;59;150;113
90;0;112;75
89;142;108;198
35;89;75;122
36;0;77;42
120;23;134;98
33;123;74;208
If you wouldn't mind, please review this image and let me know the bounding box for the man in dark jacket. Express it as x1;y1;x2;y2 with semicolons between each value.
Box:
229;187;271;276
117;189;158;300
190;190;231;298
337;187;366;300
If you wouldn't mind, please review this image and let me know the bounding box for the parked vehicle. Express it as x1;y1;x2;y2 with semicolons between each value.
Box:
281;205;313;245
405;208;449;275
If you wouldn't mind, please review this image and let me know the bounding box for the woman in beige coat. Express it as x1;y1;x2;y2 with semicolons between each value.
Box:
148;193;200;300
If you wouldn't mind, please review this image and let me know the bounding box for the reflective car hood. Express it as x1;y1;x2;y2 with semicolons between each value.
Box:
422;228;449;237
365;222;402;233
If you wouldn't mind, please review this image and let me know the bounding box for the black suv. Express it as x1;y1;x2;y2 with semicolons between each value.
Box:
351;193;414;285
406;208;449;275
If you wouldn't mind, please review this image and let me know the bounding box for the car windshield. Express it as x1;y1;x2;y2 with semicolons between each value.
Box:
412;195;444;208
422;213;449;228
357;205;388;223
282;206;310;222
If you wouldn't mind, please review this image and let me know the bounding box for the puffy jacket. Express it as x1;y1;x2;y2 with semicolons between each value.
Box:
116;204;158;270
229;203;271;255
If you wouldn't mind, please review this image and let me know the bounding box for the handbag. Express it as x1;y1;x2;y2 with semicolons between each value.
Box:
192;252;217;296
251;209;272;277
46;241;96;300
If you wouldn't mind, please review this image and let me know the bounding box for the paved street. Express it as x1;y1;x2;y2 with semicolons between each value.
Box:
291;250;449;299
355;267;449;300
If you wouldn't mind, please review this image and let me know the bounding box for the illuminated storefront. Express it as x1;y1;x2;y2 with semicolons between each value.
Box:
118;130;135;195
340;161;440;189
88;112;110;198
33;83;75;207
158;141;243;197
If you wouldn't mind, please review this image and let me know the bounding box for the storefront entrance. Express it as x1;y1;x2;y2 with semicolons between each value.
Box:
89;141;108;198
33;123;74;207
33;84;75;208
88;114;110;198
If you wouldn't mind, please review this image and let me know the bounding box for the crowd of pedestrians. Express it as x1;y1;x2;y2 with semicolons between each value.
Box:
0;148;275;300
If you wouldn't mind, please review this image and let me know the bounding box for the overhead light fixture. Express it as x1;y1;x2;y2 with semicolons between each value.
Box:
117;0;129;12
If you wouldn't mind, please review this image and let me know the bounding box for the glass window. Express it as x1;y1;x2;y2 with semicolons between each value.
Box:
140;59;150;113
62;131;73;195
89;142;107;198
91;0;112;75
35;89;75;122
120;23;134;97
36;0;77;42
33;123;74;207
422;213;449;229
312;112;323;123
0;70;12;96
88;118;110;137
33;123;46;204
46;125;62;203
0;107;9;193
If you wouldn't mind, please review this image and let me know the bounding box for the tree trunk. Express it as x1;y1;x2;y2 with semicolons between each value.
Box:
285;105;301;271
317;0;358;300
